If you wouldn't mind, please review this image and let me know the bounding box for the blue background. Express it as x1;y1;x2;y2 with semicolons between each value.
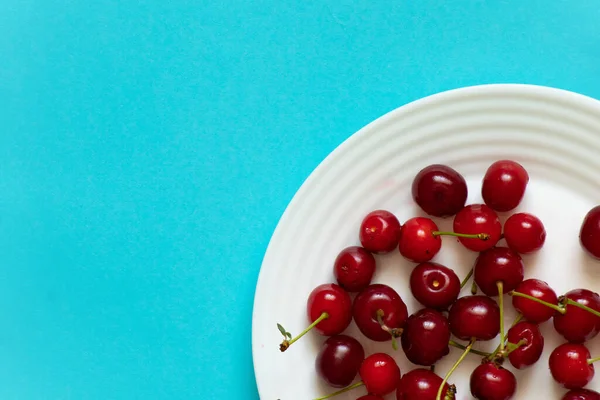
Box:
2;1;600;398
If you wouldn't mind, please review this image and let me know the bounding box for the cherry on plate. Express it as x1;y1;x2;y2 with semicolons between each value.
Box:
411;164;468;218
448;295;500;341
481;159;529;212
470;361;517;400
315;334;365;388
506;321;544;369
453;204;502;252
353;284;408;343
473;246;524;296
562;388;600;400
409;262;460;310
511;278;558;323
553;288;600;343
333;246;376;292
396;368;455;400
503;212;546;254
580;206;600;260
359;210;402;254
549;343;595;389
359;353;401;396
400;308;450;366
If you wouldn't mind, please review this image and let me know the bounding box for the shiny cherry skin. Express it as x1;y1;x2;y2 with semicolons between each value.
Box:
333;246;376;292
562;388;600;400
481;160;529;212
410;262;460;310
359;353;401;396
512;279;559;323
554;288;600;343
401;308;450;366
473;246;524;296
504;212;546;254
307;284;353;336
359;210;402;254
411;164;468;218
506;321;544;369
397;217;441;263
549;343;594;389
453;204;502;252
353;284;408;341
448;295;500;341
580;206;600;260
315;334;365;388
470;361;517;400
396;368;454;400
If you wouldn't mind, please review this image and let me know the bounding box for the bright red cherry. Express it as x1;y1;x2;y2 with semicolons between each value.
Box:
580;206;600;260
315;335;365;388
481;160;529;212
473;247;524;296
511;279;558;323
400;308;450;366
506;321;544;369
448;295;500;341
396;368;455;400
333;246;376;292
504;212;546;254
470;361;517;400
409;262;460;310
453;204;502;252
411;164;468;218
562;388;600;400
554;289;600;343
359;353;401;396
549;343;595;389
353;284;408;342
359;210;402;254
398;217;441;263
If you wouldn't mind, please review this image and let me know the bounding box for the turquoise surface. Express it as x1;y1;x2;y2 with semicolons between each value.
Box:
2;1;600;398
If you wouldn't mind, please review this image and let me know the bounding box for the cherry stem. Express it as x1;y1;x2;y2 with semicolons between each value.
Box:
487;313;524;361
279;312;329;352
376;309;402;350
448;340;490;357
565;298;600;319
498;281;505;353
436;337;475;400
313;381;364;400
505;338;528;356
471;280;478;295
588;356;600;365
432;231;490;241
460;268;473;289
509;291;565;314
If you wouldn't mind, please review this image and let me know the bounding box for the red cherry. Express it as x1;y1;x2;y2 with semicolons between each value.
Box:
554;289;600;343
448;295;500;341
470;361;517;400
511;279;558;323
333;246;376;292
549;343;594;389
409;262;460;310
400;308;450;366
481;160;529;212
357;396;384;400
359;353;401;396
359;210;401;254
315;335;365;388
580;206;600;260
506;321;544;369
503;212;546;254
353;284;408;342
411;164;468;218
453;204;502;252
473;247;524;296
396;368;454;400
562;388;600;400
398;217;441;263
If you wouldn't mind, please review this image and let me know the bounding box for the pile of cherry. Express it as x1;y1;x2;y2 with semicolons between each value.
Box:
276;160;600;400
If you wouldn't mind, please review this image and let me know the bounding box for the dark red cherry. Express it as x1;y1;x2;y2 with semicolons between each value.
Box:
580;206;600;260
473;247;524;296
411;164;468;218
359;353;401;396
448;295;500;341
562;388;600;400
357;396;384;400
504;212;546;254
470;361;517;400
397;217;441;263
453;204;502;252
315;335;365;388
353;284;408;342
401;308;450;366
549;343;594;389
481;160;529;212
333;246;376;292
506;321;544;369
512;279;558;323
396;368;454;400
554;289;600;343
359;210;402;254
307;284;353;336
409;262;460;310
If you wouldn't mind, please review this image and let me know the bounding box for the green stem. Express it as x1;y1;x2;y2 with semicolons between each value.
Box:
487;313;524;361
471;280;478;295
376;309;402;350
566;298;600;318
313;381;364;400
448;340;490;357
588;356;600;365
279;312;329;352
432;231;490;240
498;282;505;353
436;338;475;400
460;269;473;289
505;339;528;356
509;291;565;314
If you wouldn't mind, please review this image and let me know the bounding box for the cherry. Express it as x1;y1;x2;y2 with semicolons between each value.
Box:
549;343;595;389
448;295;500;341
580;206;600;260
554;289;600;343
506;321;544;369
411;164;468;218
315;335;365;388
473;246;524;296
470;361;517;400
511;279;558;323
453;204;502;252
562;389;600;400
353;284;408;344
359;210;401;254
503;212;546;254
481;159;529;212
278;283;352;352
396;368;455;400
357;396;384;400
401;308;450;366
333;246;376;292
409;262;460;310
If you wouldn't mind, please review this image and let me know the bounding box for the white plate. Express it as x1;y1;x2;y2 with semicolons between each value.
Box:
252;84;600;399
